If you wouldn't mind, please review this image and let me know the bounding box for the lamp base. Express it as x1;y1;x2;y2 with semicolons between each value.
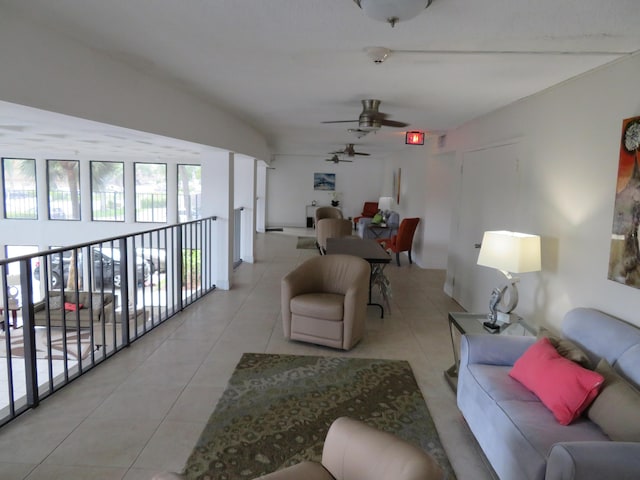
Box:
483;321;501;334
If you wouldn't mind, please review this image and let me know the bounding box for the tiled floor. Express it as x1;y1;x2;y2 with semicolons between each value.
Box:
0;229;496;480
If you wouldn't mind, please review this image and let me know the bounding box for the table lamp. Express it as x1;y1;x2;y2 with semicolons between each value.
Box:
477;230;541;332
378;196;393;213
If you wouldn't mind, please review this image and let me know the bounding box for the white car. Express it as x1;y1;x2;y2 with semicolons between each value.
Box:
138;248;167;273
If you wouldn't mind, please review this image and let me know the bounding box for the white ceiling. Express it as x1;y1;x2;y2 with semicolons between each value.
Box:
1;0;639;161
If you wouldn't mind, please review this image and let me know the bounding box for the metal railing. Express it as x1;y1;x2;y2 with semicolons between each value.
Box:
0;216;217;427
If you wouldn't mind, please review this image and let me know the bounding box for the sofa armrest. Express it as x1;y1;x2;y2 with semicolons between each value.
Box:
546;442;640;480
460;334;535;367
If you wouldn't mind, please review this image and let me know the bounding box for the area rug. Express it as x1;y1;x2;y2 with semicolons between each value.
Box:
0;327;93;361
183;353;456;479
296;236;317;249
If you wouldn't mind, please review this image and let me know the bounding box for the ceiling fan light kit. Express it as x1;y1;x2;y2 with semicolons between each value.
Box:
353;0;433;27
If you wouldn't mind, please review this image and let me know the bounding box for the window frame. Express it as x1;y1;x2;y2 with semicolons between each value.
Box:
46;159;81;221
177;163;202;223
90;160;125;222
2;157;38;220
134;162;167;223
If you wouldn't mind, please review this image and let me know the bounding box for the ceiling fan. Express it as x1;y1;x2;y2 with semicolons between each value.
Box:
323;99;409;131
325;154;352;164
330;144;370;157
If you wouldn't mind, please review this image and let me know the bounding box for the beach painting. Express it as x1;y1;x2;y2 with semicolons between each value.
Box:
314;173;335;191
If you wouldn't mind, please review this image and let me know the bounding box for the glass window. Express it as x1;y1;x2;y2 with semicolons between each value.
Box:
47;159;80;220
178;164;201;222
135;162;167;223
5;245;40;302
2;158;37;219
91;161;124;221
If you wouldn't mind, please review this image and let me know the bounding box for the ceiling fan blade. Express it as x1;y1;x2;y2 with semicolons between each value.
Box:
321;120;359;124
354;152;370;156
380;119;409;128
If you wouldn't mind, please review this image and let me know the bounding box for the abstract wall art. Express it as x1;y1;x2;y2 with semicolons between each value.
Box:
608;115;640;287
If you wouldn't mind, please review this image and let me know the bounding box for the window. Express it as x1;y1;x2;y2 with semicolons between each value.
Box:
47;160;80;220
178;164;201;222
91;161;124;221
5;245;40;301
2;158;37;219
135;162;166;223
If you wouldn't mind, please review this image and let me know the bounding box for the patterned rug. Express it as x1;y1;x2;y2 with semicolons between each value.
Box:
0;327;93;361
182;353;456;479
296;236;317;249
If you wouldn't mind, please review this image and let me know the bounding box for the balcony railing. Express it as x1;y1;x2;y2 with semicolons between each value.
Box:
0;216;217;427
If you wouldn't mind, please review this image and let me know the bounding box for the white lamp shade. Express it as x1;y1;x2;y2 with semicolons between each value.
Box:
477;231;541;274
356;0;430;23
378;196;393;212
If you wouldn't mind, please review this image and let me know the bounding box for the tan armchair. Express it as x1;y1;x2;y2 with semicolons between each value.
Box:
316;218;353;254
151;417;443;480
257;417;444;480
281;255;370;350
315;206;343;226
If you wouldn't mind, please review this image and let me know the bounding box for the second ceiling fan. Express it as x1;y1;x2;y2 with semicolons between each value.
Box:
325;154;352;164
330;144;370;157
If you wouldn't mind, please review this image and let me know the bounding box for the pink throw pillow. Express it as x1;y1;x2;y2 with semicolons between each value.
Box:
509;337;604;425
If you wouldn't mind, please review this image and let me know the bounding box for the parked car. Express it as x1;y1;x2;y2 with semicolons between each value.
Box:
34;248;150;289
138;247;167;273
92;247;151;288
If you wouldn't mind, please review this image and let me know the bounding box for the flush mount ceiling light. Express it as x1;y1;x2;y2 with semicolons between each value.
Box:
353;0;433;27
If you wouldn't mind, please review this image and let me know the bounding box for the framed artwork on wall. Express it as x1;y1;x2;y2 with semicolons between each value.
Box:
314;173;335;191
608;115;640;287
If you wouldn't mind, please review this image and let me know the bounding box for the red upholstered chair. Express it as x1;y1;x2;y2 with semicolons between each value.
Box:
377;217;420;266
353;201;379;229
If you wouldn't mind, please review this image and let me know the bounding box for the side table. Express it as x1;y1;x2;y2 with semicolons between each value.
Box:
444;311;535;392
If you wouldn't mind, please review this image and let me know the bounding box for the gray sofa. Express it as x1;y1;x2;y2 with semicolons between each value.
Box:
457;307;640;480
356;211;399;240
33;291;116;328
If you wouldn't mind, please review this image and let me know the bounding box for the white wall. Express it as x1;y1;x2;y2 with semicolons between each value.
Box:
265;147;455;269
234;155;255;263
385;147;456;269
444;53;640;330
0;8;270;162
256;162;267;233
266;156;387;228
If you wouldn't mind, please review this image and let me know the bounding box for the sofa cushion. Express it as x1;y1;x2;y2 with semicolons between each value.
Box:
510;337;604;425
587;359;640;441
49;295;63;309
468;364;540;402
290;293;344;321
537;327;591;368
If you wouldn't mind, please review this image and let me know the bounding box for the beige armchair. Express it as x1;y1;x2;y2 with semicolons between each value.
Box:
151;417;443;480
257;417;444;480
316;218;353;253
315;206;343;226
281;255;369;350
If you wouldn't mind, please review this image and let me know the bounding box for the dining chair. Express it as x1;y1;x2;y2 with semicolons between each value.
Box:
377;217;420;266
